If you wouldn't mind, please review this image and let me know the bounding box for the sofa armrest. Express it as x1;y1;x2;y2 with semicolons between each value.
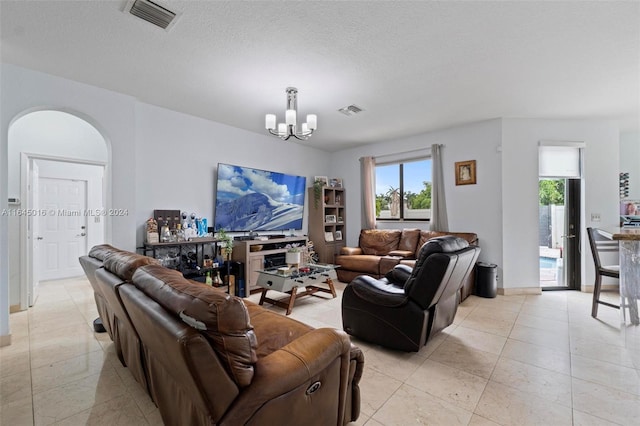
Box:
341;246;363;255
222;328;354;424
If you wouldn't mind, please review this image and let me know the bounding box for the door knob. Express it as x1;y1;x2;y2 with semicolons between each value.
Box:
76;233;86;237
36;236;43;240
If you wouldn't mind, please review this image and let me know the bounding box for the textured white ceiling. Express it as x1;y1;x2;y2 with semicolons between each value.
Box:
1;0;638;151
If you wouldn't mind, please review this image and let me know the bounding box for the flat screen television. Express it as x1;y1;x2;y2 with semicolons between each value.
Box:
214;163;307;232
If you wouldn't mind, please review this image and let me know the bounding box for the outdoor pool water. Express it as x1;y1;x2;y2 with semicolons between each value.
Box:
539;257;557;269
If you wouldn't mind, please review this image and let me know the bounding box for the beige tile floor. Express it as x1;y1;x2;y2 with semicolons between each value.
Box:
2;277;640;425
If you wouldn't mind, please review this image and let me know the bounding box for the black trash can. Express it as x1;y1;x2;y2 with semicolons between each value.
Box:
475;262;497;298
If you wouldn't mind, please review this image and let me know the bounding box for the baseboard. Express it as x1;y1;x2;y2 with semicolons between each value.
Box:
9;304;22;313
497;287;542;296
581;284;619;293
0;334;11;347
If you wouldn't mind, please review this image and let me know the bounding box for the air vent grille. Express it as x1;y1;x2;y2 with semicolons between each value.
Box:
338;104;364;116
129;0;176;29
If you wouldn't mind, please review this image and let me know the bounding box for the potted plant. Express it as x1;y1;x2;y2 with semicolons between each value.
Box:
313;179;325;209
285;243;302;266
215;228;234;260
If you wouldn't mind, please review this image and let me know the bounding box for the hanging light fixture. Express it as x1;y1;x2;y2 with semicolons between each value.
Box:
265;87;317;141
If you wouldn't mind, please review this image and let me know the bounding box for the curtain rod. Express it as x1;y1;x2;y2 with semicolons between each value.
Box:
360;144;444;161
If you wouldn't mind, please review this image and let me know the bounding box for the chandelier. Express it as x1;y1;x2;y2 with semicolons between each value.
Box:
265;87;317;141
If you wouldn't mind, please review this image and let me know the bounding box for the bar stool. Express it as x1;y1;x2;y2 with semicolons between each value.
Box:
586;227;620;318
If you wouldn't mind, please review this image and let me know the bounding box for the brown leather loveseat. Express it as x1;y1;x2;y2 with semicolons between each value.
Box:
336;229;478;301
80;246;364;425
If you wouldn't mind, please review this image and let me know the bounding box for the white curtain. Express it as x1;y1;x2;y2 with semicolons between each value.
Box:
360;156;376;229
430;144;449;231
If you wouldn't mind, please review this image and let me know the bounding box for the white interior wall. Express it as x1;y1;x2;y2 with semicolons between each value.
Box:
329;119;504;286
8;111;107;194
620;131;640;200
133;103;332;245
501;119;620;292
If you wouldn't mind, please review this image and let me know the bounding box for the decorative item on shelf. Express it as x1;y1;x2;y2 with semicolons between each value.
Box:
216;228;234;260
205;272;213;286
249;244;264;252
306;240;319;264
325;214;337;223
213;271;223;287
329;178;343;188
175;223;185;242
146;218;159;243
335;230;343;241
313;178;326;208
324;231;334;242
160;221;171;242
265;87;317;141
203;256;213;268
455;160;477;186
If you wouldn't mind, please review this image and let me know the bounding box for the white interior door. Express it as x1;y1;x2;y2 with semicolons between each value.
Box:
38;177;88;281
29;161;40;305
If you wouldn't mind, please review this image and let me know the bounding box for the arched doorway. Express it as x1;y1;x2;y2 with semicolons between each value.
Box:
8;110;109;309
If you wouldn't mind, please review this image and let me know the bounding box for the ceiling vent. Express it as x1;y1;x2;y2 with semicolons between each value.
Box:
125;0;180;31
338;104;364;116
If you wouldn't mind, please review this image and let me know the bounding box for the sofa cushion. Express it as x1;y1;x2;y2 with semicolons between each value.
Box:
387;250;414;258
88;244;123;261
103;251;159;281
131;264;257;388
336;255;383;274
359;229;402;255
244;300;313;359
397;228;421;253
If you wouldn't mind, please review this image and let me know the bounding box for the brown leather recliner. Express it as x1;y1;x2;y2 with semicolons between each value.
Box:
342;236;480;352
122;264;363;425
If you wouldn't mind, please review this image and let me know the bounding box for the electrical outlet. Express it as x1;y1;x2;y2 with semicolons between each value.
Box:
591;213;601;222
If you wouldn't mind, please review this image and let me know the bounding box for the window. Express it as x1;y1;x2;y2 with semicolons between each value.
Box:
375;158;432;220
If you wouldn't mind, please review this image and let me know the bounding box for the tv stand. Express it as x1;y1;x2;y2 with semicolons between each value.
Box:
232;236;308;295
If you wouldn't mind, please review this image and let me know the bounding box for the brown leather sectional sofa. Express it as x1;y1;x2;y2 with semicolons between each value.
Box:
80;245;364;425
335;229;479;301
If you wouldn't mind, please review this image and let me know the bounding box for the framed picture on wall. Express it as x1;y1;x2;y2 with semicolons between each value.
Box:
455;160;476;185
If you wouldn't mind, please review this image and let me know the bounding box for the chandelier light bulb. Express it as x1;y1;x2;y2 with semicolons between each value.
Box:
307;114;317;130
285;109;296;126
265;114;276;130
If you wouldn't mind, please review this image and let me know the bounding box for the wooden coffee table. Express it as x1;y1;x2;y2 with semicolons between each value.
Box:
256;264;338;315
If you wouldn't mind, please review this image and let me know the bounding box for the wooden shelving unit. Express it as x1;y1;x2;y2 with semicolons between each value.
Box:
308;186;345;264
